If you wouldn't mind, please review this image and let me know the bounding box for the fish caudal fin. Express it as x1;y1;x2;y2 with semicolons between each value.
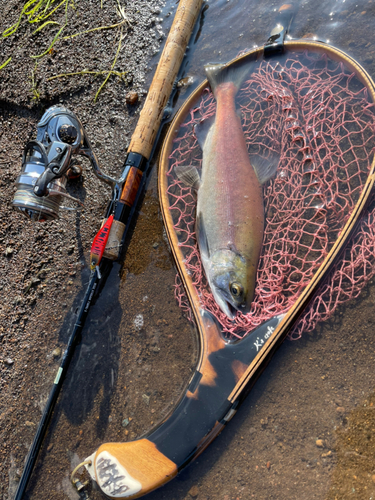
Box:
204;60;253;95
250;153;279;185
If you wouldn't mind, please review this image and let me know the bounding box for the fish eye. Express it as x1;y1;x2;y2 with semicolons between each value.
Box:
230;283;243;297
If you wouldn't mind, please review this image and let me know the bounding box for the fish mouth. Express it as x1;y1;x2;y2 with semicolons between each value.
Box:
217;295;246;320
211;287;236;319
210;280;250;319
225;301;238;320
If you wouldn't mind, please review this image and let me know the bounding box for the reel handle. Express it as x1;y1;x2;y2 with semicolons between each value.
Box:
33;145;72;197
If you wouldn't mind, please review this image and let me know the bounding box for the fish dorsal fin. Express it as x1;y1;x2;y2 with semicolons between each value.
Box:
205;60;254;94
175;165;201;190
194;115;215;149
196;212;210;259
250;153;279;185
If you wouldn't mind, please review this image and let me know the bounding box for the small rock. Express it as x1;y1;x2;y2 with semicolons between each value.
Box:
122;418;130;427
336;406;345;413
5;358;14;366
188;484;199;498
52;348;61;358
371;474;375;484
5;247;13;256
321;451;332;458
13;296;22;305
134;314;144;330
266;461;271;469
126;91;139;105
47;443;54;452
142;394;150;406
152;242;159;248
316;439;324;448
25;421;34;427
177;76;195;88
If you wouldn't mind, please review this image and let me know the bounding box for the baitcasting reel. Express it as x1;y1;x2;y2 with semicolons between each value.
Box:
13;105;116;221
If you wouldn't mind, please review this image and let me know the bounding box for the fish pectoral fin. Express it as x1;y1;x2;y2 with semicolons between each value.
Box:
250;152;279;185
196;212;210;259
236;108;244;121
174;165;201;190
194;115;215;149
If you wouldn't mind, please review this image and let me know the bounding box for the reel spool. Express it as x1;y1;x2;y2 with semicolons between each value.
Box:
12;105;116;222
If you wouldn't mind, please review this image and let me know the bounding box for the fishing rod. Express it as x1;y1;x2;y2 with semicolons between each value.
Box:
12;1;204;498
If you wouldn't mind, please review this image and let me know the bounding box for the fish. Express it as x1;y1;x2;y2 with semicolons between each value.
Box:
175;61;278;319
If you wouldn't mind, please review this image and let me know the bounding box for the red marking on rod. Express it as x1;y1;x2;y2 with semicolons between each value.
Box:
90;215;114;270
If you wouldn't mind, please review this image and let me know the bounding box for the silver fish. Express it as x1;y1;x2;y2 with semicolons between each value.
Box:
176;61;278;318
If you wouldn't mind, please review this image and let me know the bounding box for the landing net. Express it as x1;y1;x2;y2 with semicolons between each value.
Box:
166;50;375;340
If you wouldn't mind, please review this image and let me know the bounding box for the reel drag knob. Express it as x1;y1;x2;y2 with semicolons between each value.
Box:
58;123;78;145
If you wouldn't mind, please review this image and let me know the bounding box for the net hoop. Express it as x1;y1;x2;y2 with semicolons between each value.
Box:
159;40;375;371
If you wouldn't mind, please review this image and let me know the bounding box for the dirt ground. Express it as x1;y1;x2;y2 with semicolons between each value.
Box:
2;1;375;500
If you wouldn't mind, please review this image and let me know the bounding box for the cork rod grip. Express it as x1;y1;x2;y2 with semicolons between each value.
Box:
128;0;203;160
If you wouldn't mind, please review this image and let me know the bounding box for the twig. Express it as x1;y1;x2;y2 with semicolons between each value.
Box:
61;19;126;40
116;0;132;26
94;26;123;102
0;57;12;70
47;69;127;80
30;61;40;100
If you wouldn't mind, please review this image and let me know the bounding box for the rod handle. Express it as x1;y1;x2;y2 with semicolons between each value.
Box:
128;0;204;160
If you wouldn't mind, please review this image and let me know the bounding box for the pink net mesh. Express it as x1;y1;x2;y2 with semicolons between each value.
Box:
165;50;375;340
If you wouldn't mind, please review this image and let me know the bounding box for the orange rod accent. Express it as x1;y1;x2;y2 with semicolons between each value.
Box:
120;167;143;206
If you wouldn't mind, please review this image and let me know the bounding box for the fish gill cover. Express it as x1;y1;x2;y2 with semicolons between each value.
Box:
166;50;375;341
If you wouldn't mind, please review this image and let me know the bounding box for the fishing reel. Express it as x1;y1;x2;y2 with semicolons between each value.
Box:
13;105;116;222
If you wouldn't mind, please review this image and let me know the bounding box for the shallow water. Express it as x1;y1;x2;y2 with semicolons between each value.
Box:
16;0;375;499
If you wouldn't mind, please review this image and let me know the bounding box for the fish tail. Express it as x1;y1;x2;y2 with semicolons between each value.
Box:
204;60;253;95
